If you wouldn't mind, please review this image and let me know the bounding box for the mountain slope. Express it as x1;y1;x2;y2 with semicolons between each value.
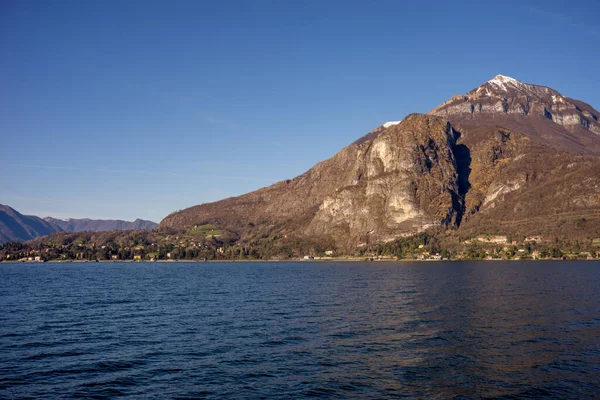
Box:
44;217;158;232
161;75;600;254
160;114;464;251
0;204;158;244
0;205;62;243
429;75;600;238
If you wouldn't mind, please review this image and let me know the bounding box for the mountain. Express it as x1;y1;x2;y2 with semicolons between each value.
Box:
5;75;598;258
43;217;158;233
0;204;158;244
160;75;600;254
430;74;600;155
0;205;62;244
161;114;462;252
428;75;600;239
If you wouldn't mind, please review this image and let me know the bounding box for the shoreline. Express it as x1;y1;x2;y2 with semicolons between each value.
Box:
1;257;597;264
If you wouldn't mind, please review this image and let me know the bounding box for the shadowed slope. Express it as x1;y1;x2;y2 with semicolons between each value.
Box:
0;205;62;243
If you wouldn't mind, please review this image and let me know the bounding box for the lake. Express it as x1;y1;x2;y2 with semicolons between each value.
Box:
1;261;599;398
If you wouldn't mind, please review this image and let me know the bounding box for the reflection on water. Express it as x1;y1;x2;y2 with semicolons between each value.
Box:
1;261;599;398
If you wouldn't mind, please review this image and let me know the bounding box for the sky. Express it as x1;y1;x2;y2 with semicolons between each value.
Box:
1;0;599;222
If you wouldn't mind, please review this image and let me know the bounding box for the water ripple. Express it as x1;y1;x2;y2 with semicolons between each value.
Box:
1;261;599;398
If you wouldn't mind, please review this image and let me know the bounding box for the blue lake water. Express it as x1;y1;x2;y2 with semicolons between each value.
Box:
1;261;599;399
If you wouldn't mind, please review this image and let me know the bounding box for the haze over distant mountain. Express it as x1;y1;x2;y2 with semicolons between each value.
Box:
0;205;60;244
43;217;158;233
0;204;157;244
160;75;600;253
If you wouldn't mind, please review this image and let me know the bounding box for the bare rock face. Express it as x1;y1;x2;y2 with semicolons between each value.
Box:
306;115;461;247
430;75;600;155
160;115;463;251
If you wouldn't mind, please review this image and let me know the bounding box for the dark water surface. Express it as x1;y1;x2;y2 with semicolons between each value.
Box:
1;261;599;399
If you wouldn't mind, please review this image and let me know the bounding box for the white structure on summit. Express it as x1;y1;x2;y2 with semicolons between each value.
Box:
383;120;402;128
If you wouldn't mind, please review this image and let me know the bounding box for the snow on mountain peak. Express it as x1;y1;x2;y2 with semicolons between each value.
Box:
383;120;402;128
493;74;519;83
487;74;522;91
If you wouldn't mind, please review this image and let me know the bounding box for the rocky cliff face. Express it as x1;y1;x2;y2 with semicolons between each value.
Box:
160;114;465;251
305;116;462;247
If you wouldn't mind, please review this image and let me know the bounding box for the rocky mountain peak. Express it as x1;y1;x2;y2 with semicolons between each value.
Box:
468;74;556;100
429;75;600;154
486;74;523;91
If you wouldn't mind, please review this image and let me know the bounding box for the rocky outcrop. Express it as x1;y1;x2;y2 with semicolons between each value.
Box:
306;116;461;246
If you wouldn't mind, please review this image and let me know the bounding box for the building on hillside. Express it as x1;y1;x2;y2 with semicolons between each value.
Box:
524;236;542;242
476;235;507;244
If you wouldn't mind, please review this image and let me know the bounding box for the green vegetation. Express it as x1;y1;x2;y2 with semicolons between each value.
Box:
1;227;599;262
187;224;223;238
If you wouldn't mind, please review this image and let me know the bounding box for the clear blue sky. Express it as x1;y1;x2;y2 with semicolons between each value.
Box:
1;0;599;222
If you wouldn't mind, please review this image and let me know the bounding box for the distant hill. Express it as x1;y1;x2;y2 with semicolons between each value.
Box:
0;205;60;243
44;217;158;233
0;204;157;244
